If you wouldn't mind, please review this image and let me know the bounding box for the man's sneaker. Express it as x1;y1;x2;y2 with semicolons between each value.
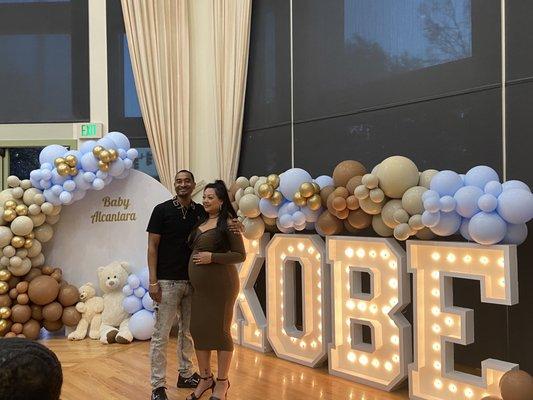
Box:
151;387;168;400
177;372;201;388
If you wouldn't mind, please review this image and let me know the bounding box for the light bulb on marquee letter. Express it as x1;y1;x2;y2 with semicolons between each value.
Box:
327;237;412;391
266;234;330;367
408;241;519;400
232;235;271;352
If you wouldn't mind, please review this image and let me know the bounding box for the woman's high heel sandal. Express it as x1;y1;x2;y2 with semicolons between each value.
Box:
186;375;215;400
209;378;230;400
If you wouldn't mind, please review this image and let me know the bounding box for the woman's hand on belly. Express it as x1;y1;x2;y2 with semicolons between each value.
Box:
192;251;212;265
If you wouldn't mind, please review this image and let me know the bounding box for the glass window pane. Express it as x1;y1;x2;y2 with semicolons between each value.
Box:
9;147;44;180
123;35;142;118
133;147;159;181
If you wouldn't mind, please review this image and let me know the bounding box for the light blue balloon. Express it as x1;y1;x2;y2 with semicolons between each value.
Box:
468;212;507;245
96;170;108;180
422;190;439;202
41;169;52;181
138;268;150;290
423;197;440;213
430;170;463;196
63;180;76;192
276;219;294;234
502;180;531;193
123;296;143;314
301;206;322;222
279;201;299;216
43;189;61;205
464;165;499;189
430;211;461;236
40;179;52;189
501;223;528;245
41;163;53;171
92;178;105;190
278;168;313;200
105;131;131;150
96;137;118;150
459;218;472;241
422;210;441;228
39;144;68;165
142;292;155;311
59;191;73;204
83;172;96;183
259;198;280;218
51;169;67;185
497;188;533;224
108;158;125;177
478;194;497;212
79;140;97;154
51;185;63;196
122;284;133;296
73;173;91;191
459;174;466;183
30;169;42;181
126;148;139;161
30;178;42;189
484;181;503;197
314;175;334;189
134;286;146;298
103;176;113;185
292;211;306;225
123;159;133;169
81;152;99;172
129;309;155;340
439;196;456;212
72;190;86;201
127;274;140;290
454;185;483;218
118;149;127;159
279;213;294;229
294;222;306;231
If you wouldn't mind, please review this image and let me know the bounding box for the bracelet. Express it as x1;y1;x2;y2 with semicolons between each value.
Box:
149;282;159;287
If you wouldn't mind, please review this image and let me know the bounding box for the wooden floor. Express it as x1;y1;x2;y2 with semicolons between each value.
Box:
41;337;409;400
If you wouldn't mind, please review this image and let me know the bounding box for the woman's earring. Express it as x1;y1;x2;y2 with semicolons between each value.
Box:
219;204;222;211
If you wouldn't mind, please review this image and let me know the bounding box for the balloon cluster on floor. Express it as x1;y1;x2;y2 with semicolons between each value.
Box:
230;156;533;246
29;132;138;206
1;132;138;339
122;269;155;341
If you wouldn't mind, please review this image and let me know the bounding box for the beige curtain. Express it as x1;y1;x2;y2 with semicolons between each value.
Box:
212;0;252;184
121;0;190;192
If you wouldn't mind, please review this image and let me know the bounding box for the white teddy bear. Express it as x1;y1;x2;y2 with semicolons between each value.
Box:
68;283;104;341
97;261;133;344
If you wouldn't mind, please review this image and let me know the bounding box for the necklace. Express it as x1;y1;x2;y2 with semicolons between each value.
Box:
173;196;190;220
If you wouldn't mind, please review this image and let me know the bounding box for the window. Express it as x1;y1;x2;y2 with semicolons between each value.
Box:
0;0;89;123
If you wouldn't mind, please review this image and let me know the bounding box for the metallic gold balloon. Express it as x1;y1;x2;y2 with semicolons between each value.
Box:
266;174;280;189
0;319;8;332
311;182;321;194
4;200;17;210
24;239;33;249
3;209;16;222
0;282;8;295
108;149;118;161
15;204;28;216
92;145;104;157
65;155;77;168
293;192;307;207
54;157;66;168
299;182;315;198
57;163;70;176
25;232;35;239
11;236;25;249
307;194;322;211
69;167;78;176
99;150;111;163
0;269;11;282
0;306;11;319
258;183;274;199
98;161;110;172
270;191;283;206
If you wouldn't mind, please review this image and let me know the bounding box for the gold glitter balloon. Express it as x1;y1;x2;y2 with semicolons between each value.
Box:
92;146;104;157
54;157;66;168
266;174;280;189
98;160;110;172
57;163;70;176
4;200;17;210
311;182;321;194
15;204;28;216
258;183;274;199
293;192;307;207
65;155;77;168
108;149;118;161
0;306;11;319
11;236;25;249
3;209;16;222
307;194;322;211
0;319;9;331
270;191;283;206
24;239;34;249
25;232;35;239
69;167;78;176
99;150;111;163
0;282;8;295
0;269;11;282
299;182;315;198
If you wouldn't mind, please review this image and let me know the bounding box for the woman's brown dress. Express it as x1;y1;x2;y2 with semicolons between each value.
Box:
188;227;246;351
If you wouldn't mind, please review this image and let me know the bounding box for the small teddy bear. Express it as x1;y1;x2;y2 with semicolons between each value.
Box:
68;283;104;341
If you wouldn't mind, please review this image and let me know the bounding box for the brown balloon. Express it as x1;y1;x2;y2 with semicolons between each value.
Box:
16;293;29;305
332;197;347;212
0;294;12;308
9;288;18;299
333;187;350;199
316;211;343;236
499;370;533;400
42;301;63;322
24;267;42;282
62;306;82;327
335;208;350;220
346;176;363;194
58;285;80;307
343;220;359;234
347;209;372;229
332;160;367;188
11;322;23;334
11;304;31;324
7;276;20;289
43;319;63;332
22;319;41;340
320;186;335;207
4;332;17;338
31;304;43;321
41;265;54;275
346;195;360;210
16;281;28;294
51;271;62;282
28;275;60;305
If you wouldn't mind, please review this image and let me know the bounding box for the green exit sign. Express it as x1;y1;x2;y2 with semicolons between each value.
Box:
78;123;103;139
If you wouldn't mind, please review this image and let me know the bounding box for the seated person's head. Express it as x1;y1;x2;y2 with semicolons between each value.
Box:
0;338;62;400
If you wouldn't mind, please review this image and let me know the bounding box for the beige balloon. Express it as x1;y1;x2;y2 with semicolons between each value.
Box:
369;188;385;203
12;187;24;199
402;186;427;215
408;214;425;231
359;197;385;215
3;245;16;258
372;214;393;237
376;156;419;198
40;202;54;215
15;249;28;259
6;176;20;188
26;239;42;258
10;216;34;236
354;185;370;200
0;226;14;248
242;217;266;240
235;188;244;203
415;227;435;240
361;173;379;189
244;187;255;195
238;194;261;218
30;253;45;267
34;223;54;243
249;176;259;187
419;169;439;189
9;256;22;268
20;180;32;190
30;213;46;227
253;176;268;195
45;214;61;225
381;199;404;229
8;258;32;277
33;194;45;206
22;188;41;206
50;205;62;216
0;257;9;267
393;209;410;224
235;176;250;190
394;223;412;241
28;204;41;216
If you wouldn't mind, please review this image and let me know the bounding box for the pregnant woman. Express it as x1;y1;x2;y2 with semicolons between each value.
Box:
186;180;245;400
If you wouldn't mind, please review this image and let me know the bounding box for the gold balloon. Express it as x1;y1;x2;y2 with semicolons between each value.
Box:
69;167;78;176
64;155;77;168
0;282;8;295
98;161;110;172
11;236;25;249
25;232;35;239
0;306;11;319
270;191;283;206
57;163;70;176
24;239;33;249
299;182;315;198
266;174;280;189
108;149;118;161
15;204;28;216
99;150;111;163
54;157;66;168
4;200;17;210
3;209;16;222
0;269;11;282
92;145;104;157
311;182;321;194
293;192;307;207
258;183;274;199
0;319;8;331
307;194;322;211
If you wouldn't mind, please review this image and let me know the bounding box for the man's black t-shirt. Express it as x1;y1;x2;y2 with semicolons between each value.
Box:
146;199;207;280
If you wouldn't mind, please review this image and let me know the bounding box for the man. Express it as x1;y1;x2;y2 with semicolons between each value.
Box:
147;170;241;400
